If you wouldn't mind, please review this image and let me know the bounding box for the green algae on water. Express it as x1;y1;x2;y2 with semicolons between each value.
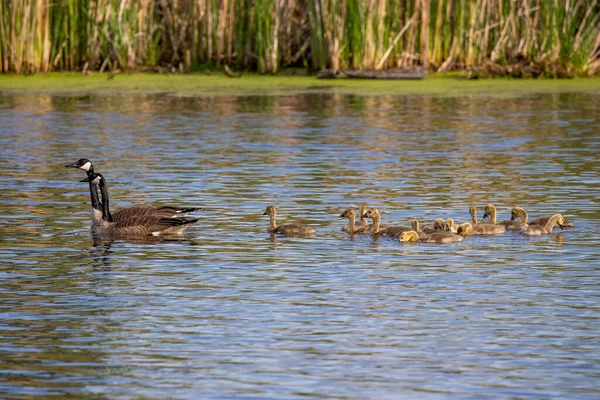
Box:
1;73;600;99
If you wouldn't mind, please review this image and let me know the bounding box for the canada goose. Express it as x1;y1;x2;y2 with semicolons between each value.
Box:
469;204;505;235
530;212;574;228
445;218;457;233
509;206;574;227
398;229;465;243
360;208;389;234
456;223;474;236
379;217;420;237
357;204;369;229
421;218;445;234
65;158;102;225
499;206;529;231
83;174;199;236
469;205;478;224
387;219;421;238
66;158;198;224
263;206;316;236
339;208;366;234
522;214;564;236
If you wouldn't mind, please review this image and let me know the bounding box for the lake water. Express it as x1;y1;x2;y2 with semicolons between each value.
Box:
0;87;599;398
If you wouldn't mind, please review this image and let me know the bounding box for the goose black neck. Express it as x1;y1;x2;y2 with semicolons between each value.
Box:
86;167;101;211
98;177;114;222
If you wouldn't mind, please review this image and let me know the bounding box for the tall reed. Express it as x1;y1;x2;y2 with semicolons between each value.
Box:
0;0;598;75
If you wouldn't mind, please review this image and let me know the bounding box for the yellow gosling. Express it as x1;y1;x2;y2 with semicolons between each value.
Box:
357;204;369;229
469;205;478;224
456;223;474;236
445;218;457;233
470;204;505;235
522;214;564;236
339;208;366;234
380;218;419;237
399;230;464;243
361;208;389;234
530;213;574;228
499;206;529;231
263;206;316;236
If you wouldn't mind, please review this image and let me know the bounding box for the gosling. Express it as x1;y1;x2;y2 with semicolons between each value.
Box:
263;206;316;236
522;214;564;236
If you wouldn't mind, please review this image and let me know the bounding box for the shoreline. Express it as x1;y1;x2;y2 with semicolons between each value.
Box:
1;73;600;98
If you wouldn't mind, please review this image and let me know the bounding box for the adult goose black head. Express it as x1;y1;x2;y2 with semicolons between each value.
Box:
66;158;102;225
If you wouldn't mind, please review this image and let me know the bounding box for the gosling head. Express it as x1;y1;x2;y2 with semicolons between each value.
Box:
469;204;477;217
482;204;496;220
339;208;355;219
433;218;445;230
362;208;379;219
446;218;454;231
511;207;526;221
65;158;94;172
399;230;419;242
263;206;276;216
358;204;368;216
555;214;565;229
457;222;473;236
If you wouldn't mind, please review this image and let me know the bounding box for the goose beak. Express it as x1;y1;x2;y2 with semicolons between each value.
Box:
338;212;346;218
262;212;267;215
559;224;564;230
511;216;516;220
65;161;80;168
361;213;368;218
79;177;90;182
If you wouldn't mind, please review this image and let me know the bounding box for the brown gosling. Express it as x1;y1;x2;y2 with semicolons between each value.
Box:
456;222;474;236
356;204;369;229
522;214;564;236
422;218;446;234
528;210;574;228
445;218;457;233
469;204;479;224
399;229;465;243
339;208;366;234
263;206;316;236
499;206;529;231
390;219;421;239
360;208;389;234
469;204;505;235
380;218;419;237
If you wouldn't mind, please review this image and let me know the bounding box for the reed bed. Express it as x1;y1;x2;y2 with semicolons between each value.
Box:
0;0;598;76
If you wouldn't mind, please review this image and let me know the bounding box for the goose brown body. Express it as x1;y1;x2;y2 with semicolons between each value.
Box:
66;158;197;224
87;173;198;236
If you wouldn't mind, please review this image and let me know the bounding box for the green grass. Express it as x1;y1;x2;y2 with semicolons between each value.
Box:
1;72;600;98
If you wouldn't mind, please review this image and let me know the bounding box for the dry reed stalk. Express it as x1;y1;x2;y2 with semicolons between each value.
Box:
420;0;430;68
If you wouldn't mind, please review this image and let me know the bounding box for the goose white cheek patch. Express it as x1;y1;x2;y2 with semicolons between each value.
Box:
80;162;92;171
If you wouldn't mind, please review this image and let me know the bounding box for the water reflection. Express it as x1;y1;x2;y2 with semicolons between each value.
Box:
0;91;599;398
